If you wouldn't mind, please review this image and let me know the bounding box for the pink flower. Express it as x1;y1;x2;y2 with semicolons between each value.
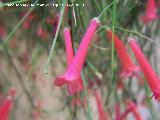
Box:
106;30;139;77
140;0;158;24
94;90;107;120
63;28;74;67
128;38;160;100
54;18;99;95
54;28;83;95
0;88;16;120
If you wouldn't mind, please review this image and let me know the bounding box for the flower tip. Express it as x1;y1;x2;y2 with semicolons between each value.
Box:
127;37;136;43
63;27;70;32
92;17;100;24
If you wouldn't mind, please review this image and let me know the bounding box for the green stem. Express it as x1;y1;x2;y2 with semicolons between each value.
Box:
111;0;116;78
97;2;113;19
81;70;92;120
44;0;67;74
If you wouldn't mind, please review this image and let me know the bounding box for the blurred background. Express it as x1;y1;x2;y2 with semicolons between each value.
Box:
0;0;160;120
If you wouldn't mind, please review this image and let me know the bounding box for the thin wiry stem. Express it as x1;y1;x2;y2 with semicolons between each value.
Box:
91;42;110;51
44;0;67;74
81;70;93;120
115;27;160;47
111;0;116;78
97;2;113;19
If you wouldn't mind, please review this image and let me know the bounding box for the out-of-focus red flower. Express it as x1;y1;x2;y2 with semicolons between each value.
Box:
114;103;121;120
140;0;158;24
0;24;6;38
32;100;42;120
121;100;141;120
88;80;95;88
129;38;160;100
52;13;60;35
22;12;35;29
37;26;44;37
158;0;160;8
71;97;80;109
22;20;29;29
45;16;53;25
116;78;124;91
27;13;35;21
0;88;16;120
106;30;139;78
54;18;99;95
94;90;108;120
126;100;141;120
37;25;48;39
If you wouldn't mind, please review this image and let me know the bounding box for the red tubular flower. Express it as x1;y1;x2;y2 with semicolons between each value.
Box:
128;39;160;100
94;90;107;120
140;0;158;24
63;28;83;95
54;18;99;95
121;100;141;120
126;100;141;120
55;28;83;95
0;88;16;120
63;28;74;66
106;30;139;77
